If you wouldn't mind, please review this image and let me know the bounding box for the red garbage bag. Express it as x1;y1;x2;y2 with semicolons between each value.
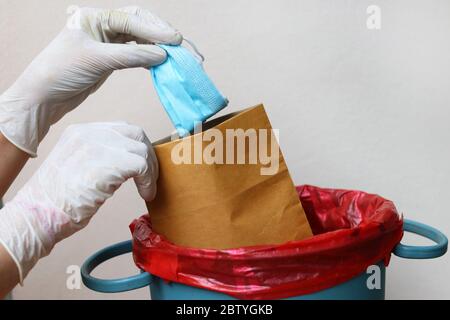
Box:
130;185;403;300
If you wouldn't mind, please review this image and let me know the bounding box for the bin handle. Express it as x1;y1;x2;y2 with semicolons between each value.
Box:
81;240;152;293
394;219;448;259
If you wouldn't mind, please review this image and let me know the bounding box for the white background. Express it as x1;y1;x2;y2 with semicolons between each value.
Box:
1;0;449;299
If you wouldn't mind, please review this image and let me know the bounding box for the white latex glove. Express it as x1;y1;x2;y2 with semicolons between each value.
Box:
0;6;182;157
0;122;158;283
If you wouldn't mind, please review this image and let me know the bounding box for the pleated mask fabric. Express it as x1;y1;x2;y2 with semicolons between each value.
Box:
151;42;228;136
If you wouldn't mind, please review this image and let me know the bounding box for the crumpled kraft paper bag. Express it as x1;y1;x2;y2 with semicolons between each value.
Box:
146;104;312;249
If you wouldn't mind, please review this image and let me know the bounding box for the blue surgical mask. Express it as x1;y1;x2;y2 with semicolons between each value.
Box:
151;41;228;137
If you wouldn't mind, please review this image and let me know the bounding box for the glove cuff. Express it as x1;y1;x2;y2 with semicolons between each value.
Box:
0;127;38;158
0;201;48;283
0;177;74;282
0;95;46;158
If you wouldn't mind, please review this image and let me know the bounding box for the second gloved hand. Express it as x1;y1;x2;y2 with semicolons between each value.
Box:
0;122;158;283
0;6;182;156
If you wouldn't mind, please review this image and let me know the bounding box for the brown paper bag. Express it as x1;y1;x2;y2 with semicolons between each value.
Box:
146;104;312;249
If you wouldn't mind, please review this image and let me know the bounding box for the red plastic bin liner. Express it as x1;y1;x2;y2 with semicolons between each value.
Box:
130;185;403;300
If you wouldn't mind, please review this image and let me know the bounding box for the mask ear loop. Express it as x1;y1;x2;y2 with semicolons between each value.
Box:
183;38;205;64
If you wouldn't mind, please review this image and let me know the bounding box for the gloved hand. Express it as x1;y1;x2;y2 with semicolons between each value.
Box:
0;6;182;157
0;122;158;283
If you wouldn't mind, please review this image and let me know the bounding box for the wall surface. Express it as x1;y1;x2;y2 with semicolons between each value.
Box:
0;0;449;299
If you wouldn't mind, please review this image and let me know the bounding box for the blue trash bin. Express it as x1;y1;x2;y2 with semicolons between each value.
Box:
81;219;447;300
